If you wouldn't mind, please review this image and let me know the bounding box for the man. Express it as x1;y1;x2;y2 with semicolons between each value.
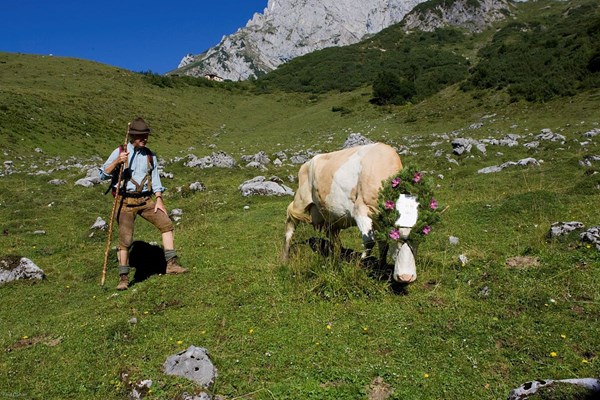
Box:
100;117;187;290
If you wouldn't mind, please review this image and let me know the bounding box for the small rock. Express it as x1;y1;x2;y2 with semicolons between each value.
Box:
342;133;373;148
189;181;206;191
90;217;108;230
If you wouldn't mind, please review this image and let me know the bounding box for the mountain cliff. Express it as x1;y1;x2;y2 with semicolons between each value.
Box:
401;0;515;33
172;0;426;80
172;0;517;81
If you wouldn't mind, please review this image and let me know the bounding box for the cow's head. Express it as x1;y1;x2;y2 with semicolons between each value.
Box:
391;194;419;283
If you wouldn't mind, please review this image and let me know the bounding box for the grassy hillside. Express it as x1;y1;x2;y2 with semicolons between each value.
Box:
1;21;600;400
257;0;600;104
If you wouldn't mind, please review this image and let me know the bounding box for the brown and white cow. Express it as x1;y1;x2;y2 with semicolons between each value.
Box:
281;143;418;283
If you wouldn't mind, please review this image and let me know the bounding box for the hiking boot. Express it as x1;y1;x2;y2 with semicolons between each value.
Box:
166;257;188;274
116;274;129;290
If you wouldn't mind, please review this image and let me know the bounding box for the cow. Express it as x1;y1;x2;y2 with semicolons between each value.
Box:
281;143;419;283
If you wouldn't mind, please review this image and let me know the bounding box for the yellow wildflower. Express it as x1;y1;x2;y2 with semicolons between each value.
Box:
550;352;557;357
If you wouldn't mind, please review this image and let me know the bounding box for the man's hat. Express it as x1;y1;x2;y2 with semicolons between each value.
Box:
128;117;151;135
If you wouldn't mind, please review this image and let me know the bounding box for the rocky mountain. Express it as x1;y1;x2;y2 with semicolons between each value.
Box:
172;0;517;81
401;0;516;33
172;0;427;81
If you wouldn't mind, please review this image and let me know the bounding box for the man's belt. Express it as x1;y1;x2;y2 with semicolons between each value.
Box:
121;191;152;198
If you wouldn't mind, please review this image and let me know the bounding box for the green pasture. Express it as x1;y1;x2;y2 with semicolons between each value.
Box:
0;50;599;399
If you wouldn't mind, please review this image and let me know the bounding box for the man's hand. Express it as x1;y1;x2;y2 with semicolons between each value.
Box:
154;196;167;214
118;151;129;164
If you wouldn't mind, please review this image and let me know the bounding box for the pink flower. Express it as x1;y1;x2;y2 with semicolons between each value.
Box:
429;198;438;210
385;200;395;210
422;226;431;235
413;172;422;183
391;177;401;188
389;228;401;240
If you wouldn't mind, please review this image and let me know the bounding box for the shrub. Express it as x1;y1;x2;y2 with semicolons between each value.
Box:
465;0;600;101
372;71;416;105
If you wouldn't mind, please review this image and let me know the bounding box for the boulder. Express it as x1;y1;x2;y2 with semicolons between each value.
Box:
508;378;600;400
185;152;237;169
241;151;270;166
536;128;566;142
290;154;310;164
189;182;206;192
342;133;373;149
0;257;45;284
580;226;600;250
164;346;217;388
548;221;585;238
583;128;600;138
239;176;294;197
478;158;540;174
579;155;600;167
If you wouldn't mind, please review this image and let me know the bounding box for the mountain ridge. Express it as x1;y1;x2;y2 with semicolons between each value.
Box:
172;0;428;80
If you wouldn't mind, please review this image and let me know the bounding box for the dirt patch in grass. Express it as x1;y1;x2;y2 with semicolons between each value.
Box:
367;377;394;400
506;256;540;269
6;335;62;351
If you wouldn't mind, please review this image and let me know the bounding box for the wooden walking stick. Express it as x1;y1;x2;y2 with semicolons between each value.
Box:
101;123;130;286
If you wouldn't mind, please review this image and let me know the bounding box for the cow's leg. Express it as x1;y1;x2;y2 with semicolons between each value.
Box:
324;224;341;257
354;213;375;259
282;214;298;262
378;240;389;266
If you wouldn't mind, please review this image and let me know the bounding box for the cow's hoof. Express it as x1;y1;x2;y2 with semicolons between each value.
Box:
395;274;416;283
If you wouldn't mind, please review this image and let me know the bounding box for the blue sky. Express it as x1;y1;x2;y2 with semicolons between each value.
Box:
0;0;268;74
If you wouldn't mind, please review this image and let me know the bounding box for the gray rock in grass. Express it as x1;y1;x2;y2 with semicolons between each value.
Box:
580;226;600;250
548;221;585;238
239;176;294;197
164;346;217;388
0;257;46;284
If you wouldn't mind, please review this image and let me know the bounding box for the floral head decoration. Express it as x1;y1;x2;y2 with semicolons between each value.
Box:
375;165;441;245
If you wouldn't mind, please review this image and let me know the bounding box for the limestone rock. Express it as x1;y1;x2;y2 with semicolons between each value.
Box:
185;152;237;169
548;221;585;238
239;176;294;196
0;257;46;284
189;181;206;191
342;133;373;149
164;346;217;388
508;378;600;400
580;226;600;250
91;217;108;230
